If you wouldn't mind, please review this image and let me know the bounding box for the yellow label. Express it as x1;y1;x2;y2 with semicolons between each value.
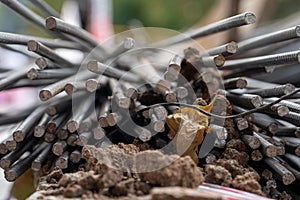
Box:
166;96;216;163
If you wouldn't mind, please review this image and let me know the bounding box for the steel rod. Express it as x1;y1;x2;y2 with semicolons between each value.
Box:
0;31;80;49
219;51;300;71
162;12;256;46
46;16;99;48
13;106;45;142
5;142;49;182
31;142;51;171
28;40;74;66
87;61;141;83
39;70;93;101
236;26;300;54
27;68;75;80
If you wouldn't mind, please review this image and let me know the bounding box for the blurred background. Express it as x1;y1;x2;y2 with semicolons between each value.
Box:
1;0;300;40
0;0;300;199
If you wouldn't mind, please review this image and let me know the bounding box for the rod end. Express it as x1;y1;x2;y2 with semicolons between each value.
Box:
244;12;256;24
27;40;39;52
46;16;57;30
39;90;52;101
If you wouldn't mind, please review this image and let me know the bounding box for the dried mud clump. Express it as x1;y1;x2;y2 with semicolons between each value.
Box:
226;139;248;152
82;144;138;174
222;147;249;166
204;158;263;195
46;167;63;184
32;144;205;199
232;172;264;196
136;150;204;187
204;164;232;186
215;159;258;178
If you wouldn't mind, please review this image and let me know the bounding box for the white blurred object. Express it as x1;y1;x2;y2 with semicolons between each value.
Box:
0;49;28;70
0;168;13;199
61;0;82;27
88;0;114;42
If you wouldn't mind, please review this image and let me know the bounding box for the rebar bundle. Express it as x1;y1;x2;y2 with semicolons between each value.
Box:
0;0;300;199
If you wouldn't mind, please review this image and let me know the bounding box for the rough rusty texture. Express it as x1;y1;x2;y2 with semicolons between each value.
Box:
226;139;248;152
223;119;240;139
132;139;152;151
82;144;136;174
151;187;222;200
34;144;205;199
215;159;259;179
232;172;264;196
110;178;135;196
136;150;204;188
63;184;83;198
278;191;292;200
211;94;232;116
118;143;140;154
222;148;249;166
46;167;63;184
204;164;232;186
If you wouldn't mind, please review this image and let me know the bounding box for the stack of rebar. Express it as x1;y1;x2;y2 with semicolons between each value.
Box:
0;0;300;199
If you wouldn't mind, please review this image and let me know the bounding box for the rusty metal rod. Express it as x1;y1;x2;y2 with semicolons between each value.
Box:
13;106;45;142
87;61;141;83
27;68;75;80
162;12;256;46
31;142;51;171
39;70;93;101
46;16;100;48
236;26;300;54
0;31;80;49
28;40;74;66
219;51;300;71
5;142;49;182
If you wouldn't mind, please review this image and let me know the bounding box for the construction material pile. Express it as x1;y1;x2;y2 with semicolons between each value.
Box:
0;0;300;199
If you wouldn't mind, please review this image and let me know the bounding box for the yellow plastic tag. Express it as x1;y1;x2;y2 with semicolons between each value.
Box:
166;96;216;163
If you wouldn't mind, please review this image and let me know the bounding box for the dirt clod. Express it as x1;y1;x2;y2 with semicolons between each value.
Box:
204;164;232;186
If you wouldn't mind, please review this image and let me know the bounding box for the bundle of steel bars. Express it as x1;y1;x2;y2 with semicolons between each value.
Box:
0;0;300;199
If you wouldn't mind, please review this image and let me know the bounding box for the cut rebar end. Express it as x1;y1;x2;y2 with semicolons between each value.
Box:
265;145;277;158
282;173;296;185
123;37;135;49
295;26;300;37
13;130;24;142
236;78;247;89
34;126;45;137
86;79;100;92
31;161;42;172
244;12;256;24
35;57;48;69
251;95;263;108
39;90;52;101
67;120;79;133
4;169;16;182
87;60;103;74
27;68;38;80
27;40;39;52
0;159;10;170
64;83;75;95
214;55;225;67
46;16;57;30
227;41;238;54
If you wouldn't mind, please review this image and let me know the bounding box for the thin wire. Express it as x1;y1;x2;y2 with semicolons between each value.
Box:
138;88;300;119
